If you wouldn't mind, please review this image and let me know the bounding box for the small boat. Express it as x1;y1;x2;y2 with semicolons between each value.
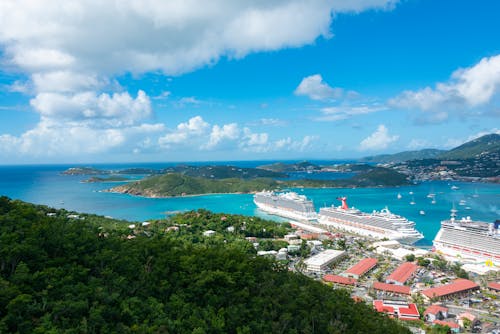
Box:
397;193;402;199
465;206;472;210
410;198;416;205
427;193;436;198
419;210;425;215
459;199;466;206
431;199;436;204
451;185;459;190
409;191;414;195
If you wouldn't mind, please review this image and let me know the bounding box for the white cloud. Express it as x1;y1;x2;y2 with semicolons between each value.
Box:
30;90;151;126
158;116;209;146
204;123;240;149
389;54;500;122
359;124;399;150
0;0;393;79
316;105;386;121
294;74;344;101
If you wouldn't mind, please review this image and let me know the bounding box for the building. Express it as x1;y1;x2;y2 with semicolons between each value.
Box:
487;281;500;293
342;258;378;279
372;282;411;296
373;300;420;321
421;278;479;301
423;305;449;322
203;230;216;237
323;274;357;286
385;262;418;285
433;320;460;333
303;249;346;273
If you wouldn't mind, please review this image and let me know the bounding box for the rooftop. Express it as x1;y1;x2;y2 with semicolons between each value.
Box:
386;262;418;284
323;274;357;286
373;282;411;295
424;304;449;316
488;281;500;291
433;320;460;329
344;258;378;276
421;279;479;299
303;249;346;266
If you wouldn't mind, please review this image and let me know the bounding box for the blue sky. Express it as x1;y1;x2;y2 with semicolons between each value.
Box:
1;0;499;164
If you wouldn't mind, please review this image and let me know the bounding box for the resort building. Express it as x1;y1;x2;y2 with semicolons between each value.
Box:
303;249;346;273
487;281;500;293
385;262;418;285
421;279;479;301
373;300;420;321
342;258;378;279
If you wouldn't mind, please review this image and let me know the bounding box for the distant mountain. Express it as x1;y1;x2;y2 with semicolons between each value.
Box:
438;133;500;160
360;149;445;163
257;161;321;172
360;133;500;163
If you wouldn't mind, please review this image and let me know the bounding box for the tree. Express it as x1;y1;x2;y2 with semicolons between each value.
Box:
405;254;415;262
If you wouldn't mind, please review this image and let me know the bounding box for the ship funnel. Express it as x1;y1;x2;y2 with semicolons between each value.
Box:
336;197;349;210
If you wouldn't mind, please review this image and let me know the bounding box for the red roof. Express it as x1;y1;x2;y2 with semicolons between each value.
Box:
422;279;479;299
488;282;500;291
398;303;420;317
345;258;378;277
424;304;448;316
323;274;357;286
433;320;460;329
386;262;418;284
373;300;394;313
373;282;411;295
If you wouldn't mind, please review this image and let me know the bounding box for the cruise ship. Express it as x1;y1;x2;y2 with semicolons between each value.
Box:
317;197;424;244
253;191;317;221
433;210;500;265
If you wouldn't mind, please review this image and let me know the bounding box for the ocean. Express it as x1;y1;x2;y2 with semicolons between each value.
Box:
0;161;498;247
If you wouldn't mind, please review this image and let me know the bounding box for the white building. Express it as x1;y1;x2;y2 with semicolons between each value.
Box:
303;249;346;273
203;230;216;237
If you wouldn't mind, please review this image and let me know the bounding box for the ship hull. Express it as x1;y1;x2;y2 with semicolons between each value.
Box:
317;216;423;244
254;201;317;222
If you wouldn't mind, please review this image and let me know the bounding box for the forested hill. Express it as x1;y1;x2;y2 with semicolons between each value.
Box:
0;197;409;333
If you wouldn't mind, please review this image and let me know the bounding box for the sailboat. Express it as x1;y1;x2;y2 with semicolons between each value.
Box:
397;193;402;200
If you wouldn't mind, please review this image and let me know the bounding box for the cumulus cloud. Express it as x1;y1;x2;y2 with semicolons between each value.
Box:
389;54;500;122
0;0;394;159
158;116;209;146
294;74;343;101
204;123;240;149
315;105;386;121
359;124;398;150
407;138;432;150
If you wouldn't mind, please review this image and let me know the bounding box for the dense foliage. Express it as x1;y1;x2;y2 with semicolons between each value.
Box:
0;197;409;333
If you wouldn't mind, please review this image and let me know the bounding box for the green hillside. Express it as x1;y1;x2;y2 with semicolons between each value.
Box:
0;197;409;333
109;173;280;197
438;133;500;159
361;149;444;163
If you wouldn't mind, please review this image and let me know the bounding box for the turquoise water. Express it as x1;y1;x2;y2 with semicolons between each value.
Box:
0;163;498;247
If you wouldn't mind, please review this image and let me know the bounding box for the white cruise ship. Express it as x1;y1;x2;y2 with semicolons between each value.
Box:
317;197;424;244
433;210;500;265
253;191;317;221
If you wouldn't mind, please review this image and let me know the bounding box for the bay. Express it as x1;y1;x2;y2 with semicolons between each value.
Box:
0;162;498;247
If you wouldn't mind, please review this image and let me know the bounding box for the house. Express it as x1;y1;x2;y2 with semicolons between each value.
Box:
203;230;216;237
487;281;500;293
423;305;448;322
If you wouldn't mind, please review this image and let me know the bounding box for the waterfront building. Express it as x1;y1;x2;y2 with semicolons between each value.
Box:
323;274;357;287
372;282;411;296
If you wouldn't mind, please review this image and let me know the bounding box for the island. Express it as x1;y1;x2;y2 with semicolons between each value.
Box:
106;167;409;198
82;176;130;183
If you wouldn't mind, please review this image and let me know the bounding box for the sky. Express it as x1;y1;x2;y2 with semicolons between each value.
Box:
0;0;499;164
